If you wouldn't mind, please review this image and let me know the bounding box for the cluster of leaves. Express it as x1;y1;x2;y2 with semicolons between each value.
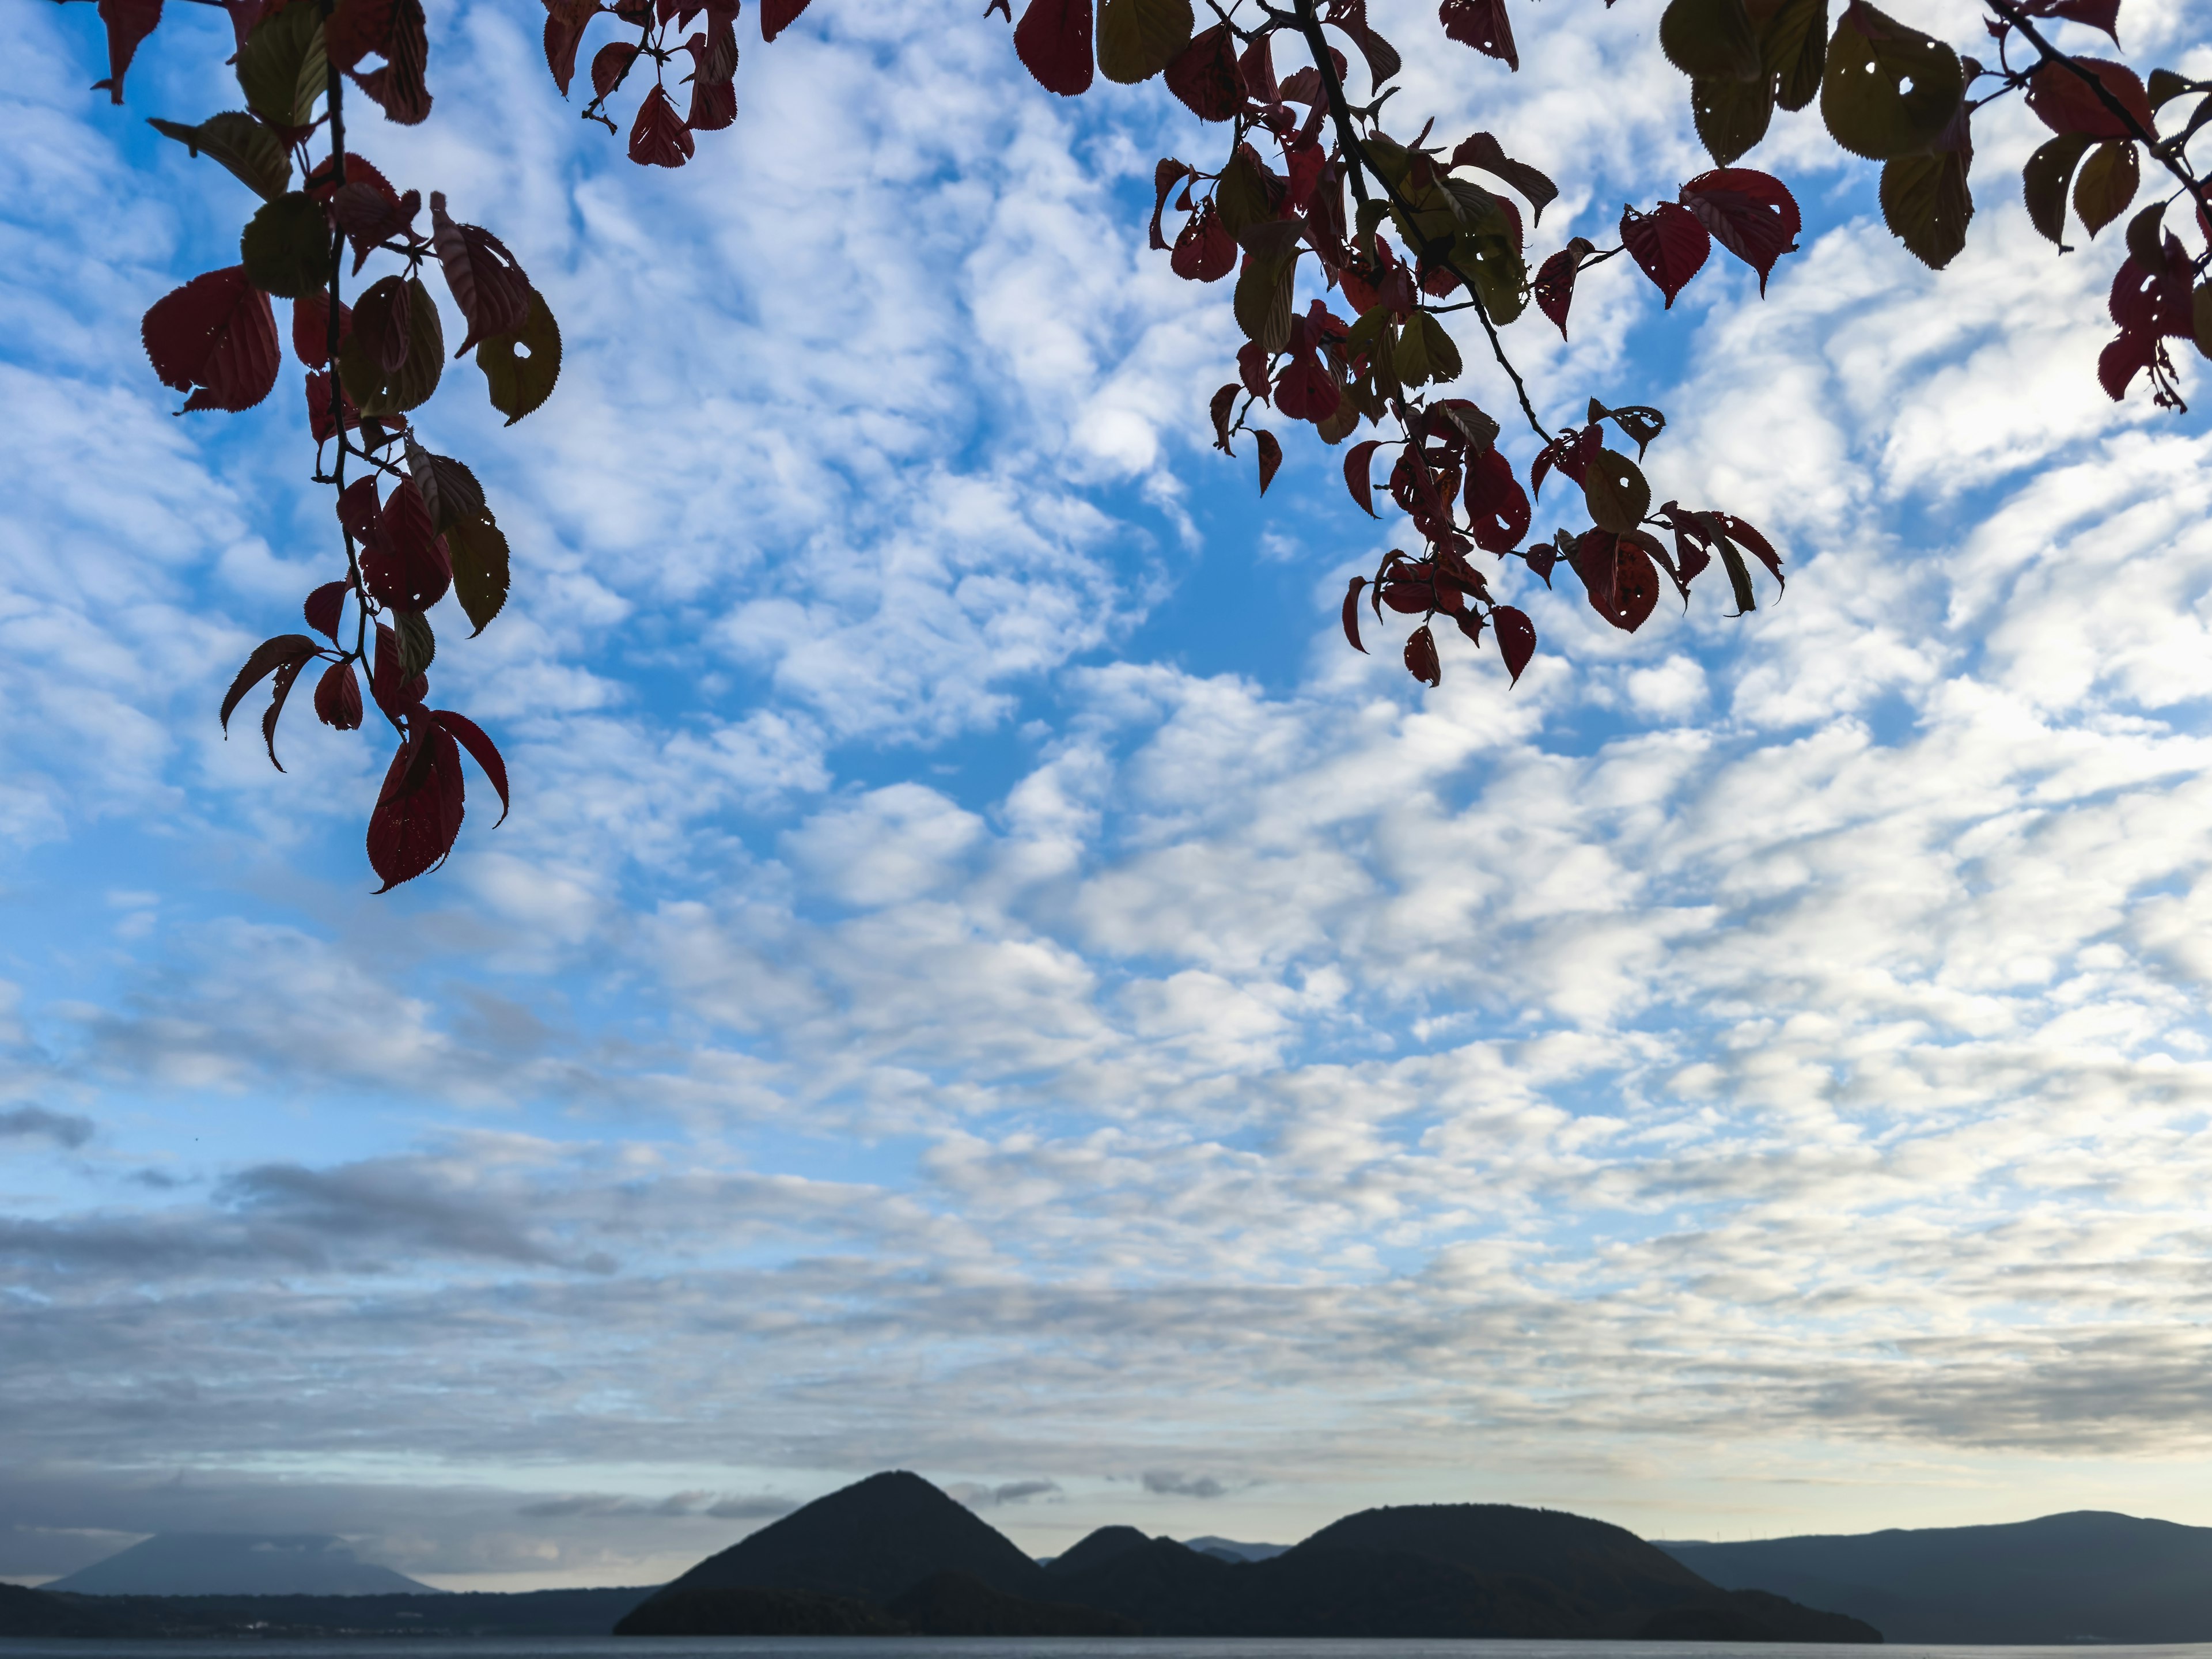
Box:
64;0;2212;882
81;0;559;885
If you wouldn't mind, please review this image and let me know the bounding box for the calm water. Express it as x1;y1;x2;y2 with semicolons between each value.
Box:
6;1642;2212;1659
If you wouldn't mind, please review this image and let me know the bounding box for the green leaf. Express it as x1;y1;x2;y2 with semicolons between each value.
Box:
1214;147;1277;240
1096;0;1192;85
2073;140;2138;238
395;609;435;677
339;276;445;416
1583;449;1651;533
2146;68;2192;108
1233;231;1297;353
1881;147;1972;269
444;513;511;636
405;438;487;535
240;192;329;300
1820;1;1963;161
477;286;562;425
237;2;328;130
1758;0;1827;111
2022;132;2094;245
1661;0;1762;82
1692;73;1775;164
148;112;291;201
1455;232;1527;325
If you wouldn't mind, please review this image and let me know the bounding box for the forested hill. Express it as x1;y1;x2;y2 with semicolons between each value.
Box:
1661;1510;2212;1644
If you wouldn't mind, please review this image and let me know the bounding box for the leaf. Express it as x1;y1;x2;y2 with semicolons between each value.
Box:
1691;74;1774;166
142;267;281;414
346;0;431;124
1214;146;1281;240
1449;133;1556;225
304;367;360;441
1393;310;1463;385
1403;624;1441;688
1662;0;1760;79
240;192;331;300
1760;0;1827;111
544;0;599;94
315;660;364;730
304;579;349;640
325;0;396;69
395;608;436;677
430;192;532;357
2026;58;2152;138
221;633;320;734
1234;234;1298;353
2073;139;2138;237
2022;134;2094;244
1464;447;1530;552
236;0;328;131
260;653;312;770
1680;169;1800;293
1883;146;1973;267
1620;202;1711;306
338;275;444;415
1164;23;1243;119
762;0;810;40
2147;68;2191;109
353;274;413;376
1492;604;1535;683
366;726;467;891
1575;530;1661;632
1096;0;1191;84
476;287;562;425
629;84;696;167
291;289;349;368
93;0;164;103
592;40;640;96
1015;0;1094;96
430;709;511;824
404;439;487;532
1209;381;1240;453
1583;448;1652;532
1820;1;1963;161
148;112;291;201
1343;439;1382;517
2195;282;2212;360
1170;200;1237;281
1324;0;1400;90
370;621;427;717
1255;429;1283;493
1438;0;1517;70
2124;203;2169;274
1341;577;1368;653
1592;400;1668;459
1717;510;1784;588
362;479;452;612
444;512;512;635
1533;237;1592;338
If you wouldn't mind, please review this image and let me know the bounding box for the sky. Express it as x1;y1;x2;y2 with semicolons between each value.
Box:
4;0;2212;1596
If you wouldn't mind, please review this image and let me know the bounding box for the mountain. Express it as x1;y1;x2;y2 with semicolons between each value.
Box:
631;1469;1048;1615
47;1533;436;1596
1660;1510;2212;1643
1044;1525;1154;1579
1183;1534;1289;1562
0;1584;122;1638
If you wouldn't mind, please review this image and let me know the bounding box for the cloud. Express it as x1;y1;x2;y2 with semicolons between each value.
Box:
0;1106;92;1148
1142;1471;1233;1501
950;1479;1063;1509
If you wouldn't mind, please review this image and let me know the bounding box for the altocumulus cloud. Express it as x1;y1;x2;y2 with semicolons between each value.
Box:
2;0;2212;1592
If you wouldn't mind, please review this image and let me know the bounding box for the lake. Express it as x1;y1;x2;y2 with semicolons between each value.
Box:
6;1641;2211;1659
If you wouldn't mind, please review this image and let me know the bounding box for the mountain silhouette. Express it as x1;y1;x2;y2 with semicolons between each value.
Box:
0;1584;122;1638
1043;1525;1154;1579
1661;1510;2212;1643
48;1533;434;1596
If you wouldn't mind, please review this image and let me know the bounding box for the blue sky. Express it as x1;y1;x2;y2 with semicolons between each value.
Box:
5;0;2212;1593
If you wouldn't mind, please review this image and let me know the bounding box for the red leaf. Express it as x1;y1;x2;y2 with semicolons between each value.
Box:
429;709;510;824
1015;0;1093;96
1273;357;1340;423
1532;241;1588;339
1464;448;1530;554
315;660;365;730
1209;381;1239;453
1255;428;1283;494
304;579;349;639
2027;58;2151;138
1342;577;1368;653
370;622;428;716
1403;623;1441;687
628;84;696;167
1492;604;1535;683
688;72;737;130
366;726;466;891
1529;423;1597;498
1715;512;1783;588
544;0;599;94
1679;169;1801;294
430;192;532;355
1171;200;1237;281
1343;439;1381;517
1574;529;1661;632
345;0;431;124
142;268;281;414
338;476;384;546
1237;32;1278;101
592;39;639;96
761;0;809;39
325;0;397;70
291;290;352;369
221;634;319;734
93;0;164;102
304;369;362;440
1148;159;1191;250
1165;23;1243;119
1437;0;1516;70
1620;202;1710;308
261;654;311;770
365;479;452;611
2109;251;2192;336
2017;0;2119;41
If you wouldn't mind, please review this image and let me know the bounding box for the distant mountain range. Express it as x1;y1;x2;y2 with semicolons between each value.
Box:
611;1470;1878;1639
46;1533;437;1596
1659;1510;2212;1644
